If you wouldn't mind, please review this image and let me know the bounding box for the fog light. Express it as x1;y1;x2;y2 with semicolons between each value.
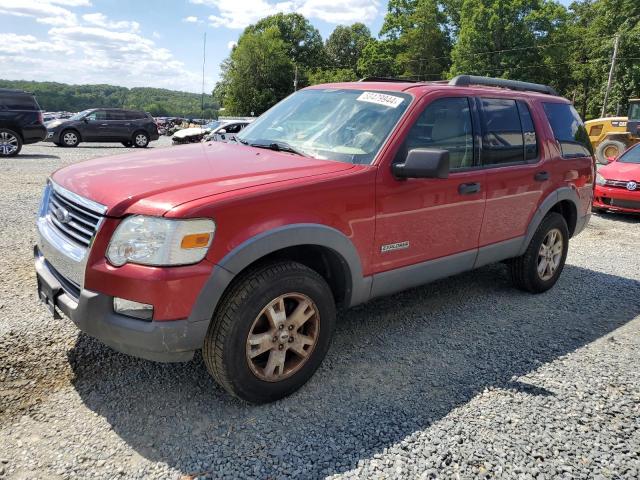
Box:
113;298;153;321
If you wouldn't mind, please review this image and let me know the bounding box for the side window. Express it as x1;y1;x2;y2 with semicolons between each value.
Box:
127;111;145;120
517;100;538;161
480;98;524;165
403;97;474;169
106;110;126;121
542;102;593;158
225;123;242;133
86;110;107;121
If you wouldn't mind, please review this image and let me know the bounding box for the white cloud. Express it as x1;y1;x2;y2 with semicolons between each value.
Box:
0;11;208;92
191;0;379;29
183;15;200;23
0;0;81;26
82;12;140;32
227;40;237;49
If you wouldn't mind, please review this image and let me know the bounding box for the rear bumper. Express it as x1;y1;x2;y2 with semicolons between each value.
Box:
594;185;640;213
22;124;47;144
35;247;208;362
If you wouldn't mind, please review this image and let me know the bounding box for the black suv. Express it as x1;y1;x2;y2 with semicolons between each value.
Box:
45;108;159;148
0;88;47;157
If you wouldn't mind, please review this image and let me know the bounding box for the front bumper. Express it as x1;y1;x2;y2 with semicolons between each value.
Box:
35;247;208;362
594;185;640;213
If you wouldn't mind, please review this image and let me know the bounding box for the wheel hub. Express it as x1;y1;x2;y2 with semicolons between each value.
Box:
537;228;563;281
246;293;320;382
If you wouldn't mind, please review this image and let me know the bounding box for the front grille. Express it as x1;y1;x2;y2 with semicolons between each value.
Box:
47;187;103;247
604;179;639;189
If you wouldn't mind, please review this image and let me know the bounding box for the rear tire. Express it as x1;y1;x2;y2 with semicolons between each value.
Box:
510;212;569;293
133;131;149;148
202;261;336;403
595;139;626;164
0;128;22;157
61;130;80;147
121;141;133;147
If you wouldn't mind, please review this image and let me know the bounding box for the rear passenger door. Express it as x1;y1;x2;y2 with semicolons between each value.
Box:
105;110;131;140
477;97;548;248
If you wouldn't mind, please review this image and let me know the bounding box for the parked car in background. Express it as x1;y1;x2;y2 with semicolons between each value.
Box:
0;88;46;157
594;143;640;213
45;108;159;148
34;76;594;403
172;118;253;145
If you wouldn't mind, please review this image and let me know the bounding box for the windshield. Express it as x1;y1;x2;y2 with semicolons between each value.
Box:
70;109;91;121
205;121;223;130
618;144;640;164
237;89;412;164
628;102;640;121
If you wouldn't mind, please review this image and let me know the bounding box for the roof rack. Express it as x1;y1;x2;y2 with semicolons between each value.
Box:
448;75;558;96
358;77;419;83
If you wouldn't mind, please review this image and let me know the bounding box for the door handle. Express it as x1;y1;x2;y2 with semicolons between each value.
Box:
458;182;481;195
100;123;108;126
534;171;549;181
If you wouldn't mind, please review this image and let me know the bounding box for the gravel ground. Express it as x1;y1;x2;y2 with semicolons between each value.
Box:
1;139;639;479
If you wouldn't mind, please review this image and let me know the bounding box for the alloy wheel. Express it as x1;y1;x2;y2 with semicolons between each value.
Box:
537;228;563;281
0;131;19;156
135;134;148;147
63;132;78;146
246;293;320;382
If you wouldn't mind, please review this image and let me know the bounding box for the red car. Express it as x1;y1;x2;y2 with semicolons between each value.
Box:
594;143;640;213
34;76;594;403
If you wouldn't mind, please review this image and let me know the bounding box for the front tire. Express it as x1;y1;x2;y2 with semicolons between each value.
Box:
0;128;22;157
121;141;133;147
61;130;80;147
133;131;149;148
203;261;336;403
510;212;569;293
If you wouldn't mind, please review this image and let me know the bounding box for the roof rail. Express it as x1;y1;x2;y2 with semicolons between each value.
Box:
358;77;419;83
449;75;558;96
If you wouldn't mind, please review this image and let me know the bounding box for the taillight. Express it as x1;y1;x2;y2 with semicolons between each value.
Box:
37;111;44;124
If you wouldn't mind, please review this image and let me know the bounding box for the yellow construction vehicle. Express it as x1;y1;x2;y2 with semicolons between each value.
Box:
586;98;640;164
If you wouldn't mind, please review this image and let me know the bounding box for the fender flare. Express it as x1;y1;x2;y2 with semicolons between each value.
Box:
519;187;580;256
187;224;369;325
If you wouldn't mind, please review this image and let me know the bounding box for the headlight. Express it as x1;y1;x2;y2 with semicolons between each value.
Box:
595;173;607;186
107;216;215;267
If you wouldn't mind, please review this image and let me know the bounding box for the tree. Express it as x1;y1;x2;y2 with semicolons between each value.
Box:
325;23;373;74
244;13;325;69
307;68;358;85
220;26;295;116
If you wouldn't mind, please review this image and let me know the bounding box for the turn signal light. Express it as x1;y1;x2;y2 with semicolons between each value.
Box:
181;233;212;249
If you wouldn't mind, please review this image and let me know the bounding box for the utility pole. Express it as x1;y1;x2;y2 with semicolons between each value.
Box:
201;32;207;120
601;33;620;118
293;65;298;92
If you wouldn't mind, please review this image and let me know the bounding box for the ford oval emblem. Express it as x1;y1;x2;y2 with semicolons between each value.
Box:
627;181;638;191
54;206;71;224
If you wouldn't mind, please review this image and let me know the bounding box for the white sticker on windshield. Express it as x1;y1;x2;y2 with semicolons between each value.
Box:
357;91;404;108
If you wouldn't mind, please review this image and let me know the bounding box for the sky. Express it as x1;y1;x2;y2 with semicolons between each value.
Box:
0;0;574;94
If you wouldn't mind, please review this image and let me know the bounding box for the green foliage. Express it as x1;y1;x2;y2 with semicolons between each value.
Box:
307;68;358;85
221;26;295;116
0;79;218;118
325;23;373;74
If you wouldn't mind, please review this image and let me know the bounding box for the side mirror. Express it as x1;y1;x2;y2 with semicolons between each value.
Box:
392;148;450;179
606;156;616;163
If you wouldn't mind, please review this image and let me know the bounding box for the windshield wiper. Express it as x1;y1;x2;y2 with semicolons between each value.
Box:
249;140;311;157
235;137;249;145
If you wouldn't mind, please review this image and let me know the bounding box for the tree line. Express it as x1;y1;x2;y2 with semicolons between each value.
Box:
214;0;640;120
0;80;218;119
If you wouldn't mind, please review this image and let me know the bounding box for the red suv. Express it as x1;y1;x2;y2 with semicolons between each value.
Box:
35;76;594;403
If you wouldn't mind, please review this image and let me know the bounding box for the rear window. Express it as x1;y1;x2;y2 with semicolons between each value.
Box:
0;93;40;111
542;103;593;158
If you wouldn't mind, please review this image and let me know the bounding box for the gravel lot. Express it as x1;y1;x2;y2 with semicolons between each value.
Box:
1;139;639;479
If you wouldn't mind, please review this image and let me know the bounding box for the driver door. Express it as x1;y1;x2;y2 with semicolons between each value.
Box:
82;110;107;141
373;94;486;274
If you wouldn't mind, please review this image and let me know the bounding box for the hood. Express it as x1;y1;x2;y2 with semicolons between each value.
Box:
51;142;355;216
45;119;68;129
172;127;206;139
600;161;640;182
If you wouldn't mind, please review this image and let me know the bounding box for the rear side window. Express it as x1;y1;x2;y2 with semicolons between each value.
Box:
403;97;474;169
517;101;538;161
106;110;127;120
126;111;146;120
0;94;39;111
542;103;593;158
479;98;524;165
